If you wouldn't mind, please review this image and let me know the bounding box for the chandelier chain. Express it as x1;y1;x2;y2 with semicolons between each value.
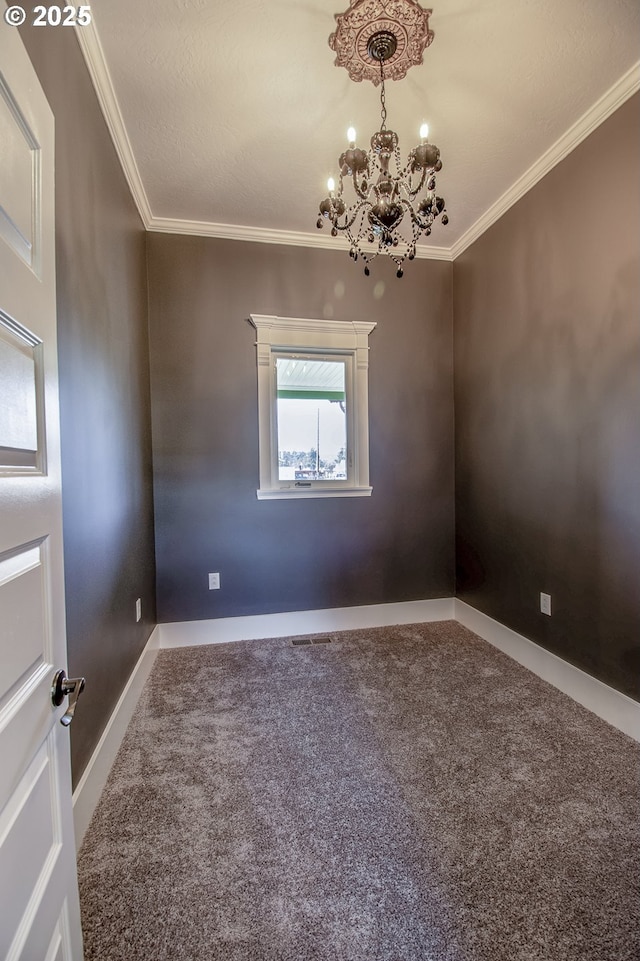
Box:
379;57;387;129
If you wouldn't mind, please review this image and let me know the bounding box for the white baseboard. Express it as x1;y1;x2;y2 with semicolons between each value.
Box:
157;597;456;648
72;626;160;850
455;600;640;742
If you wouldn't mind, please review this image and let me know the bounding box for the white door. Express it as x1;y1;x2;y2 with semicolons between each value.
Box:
0;18;83;961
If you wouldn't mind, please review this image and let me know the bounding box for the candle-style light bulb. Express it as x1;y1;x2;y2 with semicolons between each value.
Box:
347;126;357;145
327;177;335;194
419;122;429;142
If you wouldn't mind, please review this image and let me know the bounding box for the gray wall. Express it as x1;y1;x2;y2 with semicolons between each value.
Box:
20;25;157;784
147;236;454;623
453;93;640;700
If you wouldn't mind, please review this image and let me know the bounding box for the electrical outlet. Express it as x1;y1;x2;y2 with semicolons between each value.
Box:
208;572;220;590
135;598;142;622
540;592;552;616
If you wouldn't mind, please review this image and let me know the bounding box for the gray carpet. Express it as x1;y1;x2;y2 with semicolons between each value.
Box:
78;621;640;960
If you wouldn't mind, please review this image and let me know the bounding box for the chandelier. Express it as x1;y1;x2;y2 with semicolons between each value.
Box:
316;0;448;277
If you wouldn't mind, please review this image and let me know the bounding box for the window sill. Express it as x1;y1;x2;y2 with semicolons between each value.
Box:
257;486;373;500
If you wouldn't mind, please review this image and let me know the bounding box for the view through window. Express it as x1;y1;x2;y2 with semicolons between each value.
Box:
276;356;347;481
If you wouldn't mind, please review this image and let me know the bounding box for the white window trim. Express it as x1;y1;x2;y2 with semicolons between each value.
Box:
249;314;376;500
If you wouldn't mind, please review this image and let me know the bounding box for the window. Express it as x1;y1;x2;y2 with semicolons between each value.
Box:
250;315;376;499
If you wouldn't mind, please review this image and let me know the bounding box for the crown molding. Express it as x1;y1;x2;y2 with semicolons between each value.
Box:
75;16;638;264
74;17;153;227
146;216;454;261
450;60;640;260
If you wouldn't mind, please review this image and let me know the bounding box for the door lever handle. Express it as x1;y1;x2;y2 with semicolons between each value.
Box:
51;670;86;727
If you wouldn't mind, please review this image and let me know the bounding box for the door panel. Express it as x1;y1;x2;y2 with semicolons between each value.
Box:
0;545;44;682
0;57;40;269
0;747;57;958
0;317;41;469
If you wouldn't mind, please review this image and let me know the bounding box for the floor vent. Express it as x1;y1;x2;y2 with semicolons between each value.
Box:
291;636;333;647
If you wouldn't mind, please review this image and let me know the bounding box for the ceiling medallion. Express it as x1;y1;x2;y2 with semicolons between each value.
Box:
317;0;448;277
329;0;434;85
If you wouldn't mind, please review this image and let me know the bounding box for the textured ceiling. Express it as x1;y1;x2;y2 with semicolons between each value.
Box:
88;0;640;255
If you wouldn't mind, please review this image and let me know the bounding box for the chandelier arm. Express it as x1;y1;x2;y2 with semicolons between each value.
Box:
412;210;435;231
333;202;373;234
402;201;432;238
